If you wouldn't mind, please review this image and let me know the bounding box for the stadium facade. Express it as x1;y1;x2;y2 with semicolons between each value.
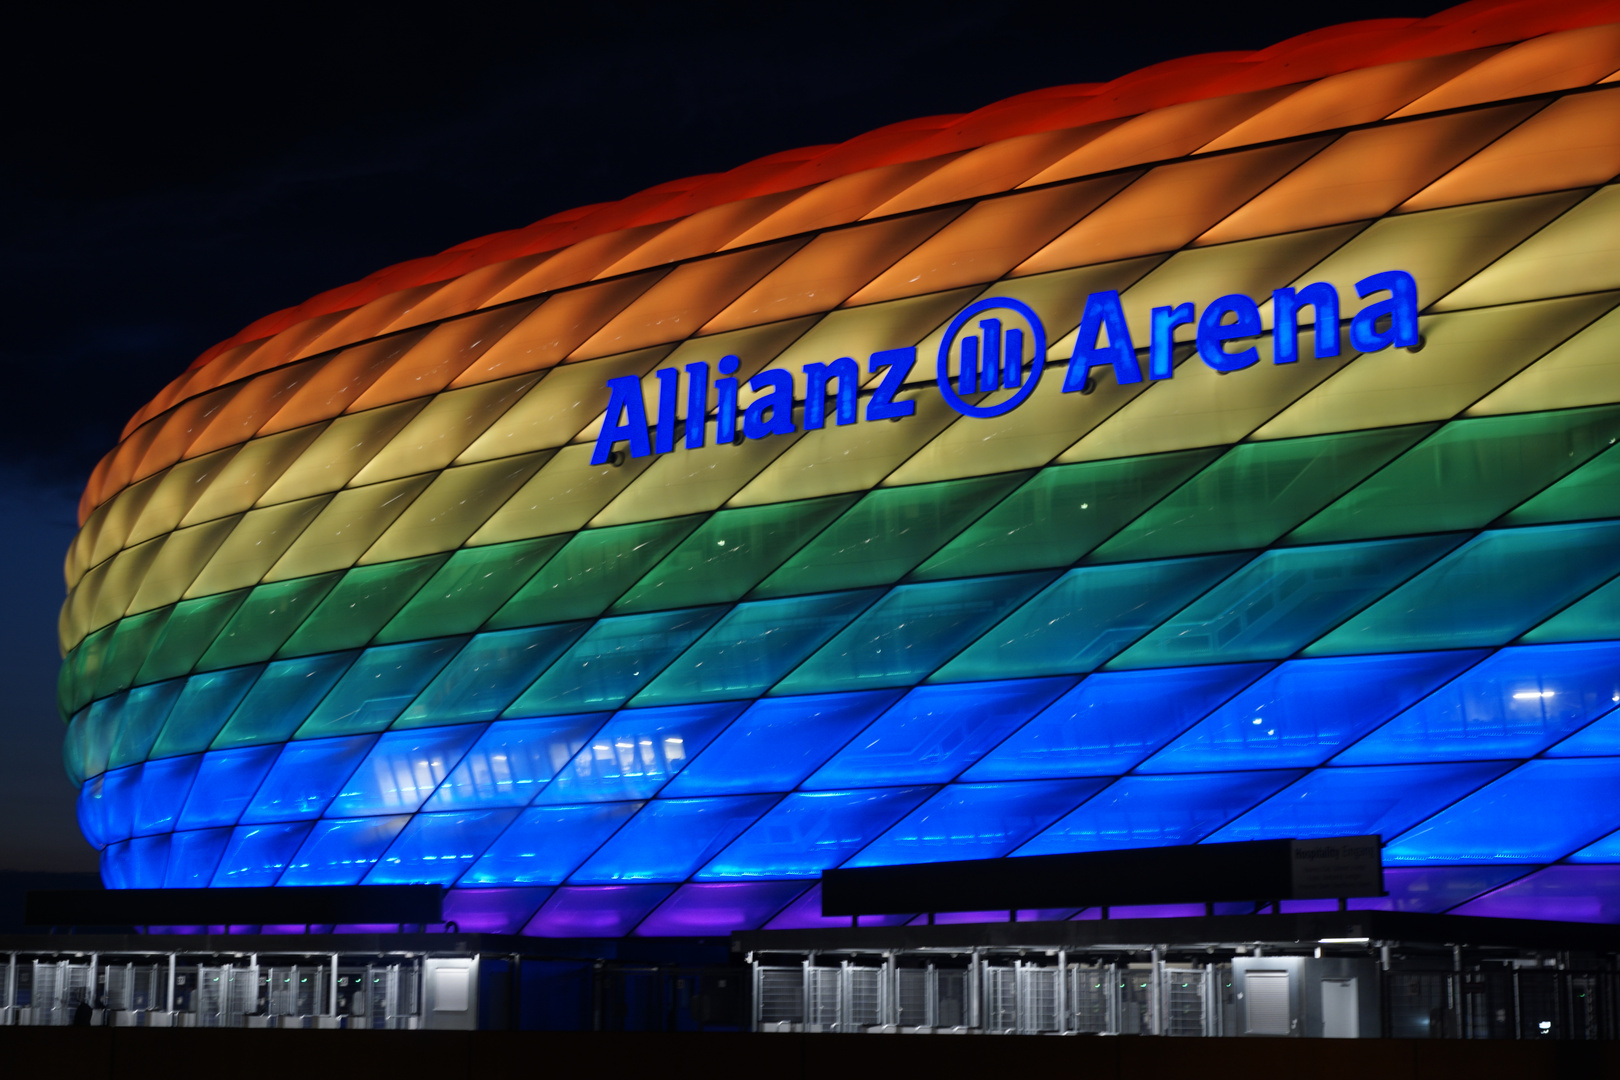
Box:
57;0;1620;939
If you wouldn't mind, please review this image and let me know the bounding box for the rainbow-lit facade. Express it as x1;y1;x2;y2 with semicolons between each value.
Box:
59;2;1620;936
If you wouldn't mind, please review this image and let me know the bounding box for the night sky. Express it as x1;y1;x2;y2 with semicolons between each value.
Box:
0;2;1456;872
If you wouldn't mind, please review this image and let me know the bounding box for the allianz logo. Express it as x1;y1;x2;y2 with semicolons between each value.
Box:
591;269;1418;466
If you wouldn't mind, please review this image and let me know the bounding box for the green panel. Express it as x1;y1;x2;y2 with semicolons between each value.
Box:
294;638;466;739
392;624;589;729
133;589;250;686
68;625;115;715
56;653;79;720
1288;406;1620;545
910;448;1222;582
485;516;704;630
611;496;859;615
1504;443;1620;527
94;607;174;701
1522;574;1620;644
276;555;448;657
1091;426;1434;563
149;665;265;759
194;573;343;672
374;536;570;644
751;472;1032;600
210;652;358;749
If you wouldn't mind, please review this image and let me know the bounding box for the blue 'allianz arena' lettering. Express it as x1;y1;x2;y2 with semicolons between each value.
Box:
590;269;1419;466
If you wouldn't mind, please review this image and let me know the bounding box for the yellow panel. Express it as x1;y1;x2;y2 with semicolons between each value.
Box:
64;510;103;589
87;472;163;570
263;476;433;582
1392;24;1620;118
1466;302;1620;416
723;157;959;250
127;516;243;615
460;346;674;463
63;558;110;650
866;126;1111;218
1435;185;1620;311
768;289;981;388
359;452;553;564
1254;294;1620;440
467;443;657;546
183;496;331;599
591;416;805;527
178;426;328;528
599;191;803;277
88;536;165;635
348;374;541;486
257;401;426;506
125;448;241;547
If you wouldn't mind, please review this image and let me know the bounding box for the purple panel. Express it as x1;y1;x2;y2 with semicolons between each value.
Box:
260;924;315;935
1451;865;1620;923
1279;899;1339;913
333;924;410;933
906;908;1078;926
1346;865;1529;913
927;910;1010;925
1071;908;1102;921
1108;903;1205;919
635;881;808;936
523;885;674;937
443;887;554;934
763;885;912;930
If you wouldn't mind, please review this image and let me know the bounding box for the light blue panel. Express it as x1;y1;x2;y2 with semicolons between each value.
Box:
963;665;1270;781
1569;828;1620;863
461;802;643;885
533;701;746;804
1336;642;1620;765
364;809;521;886
124;834;171;888
1310;522;1620;655
569;795;779;883
210;652;357;749
1521;573;1620;645
632;590;883;707
663;690;905;797
1144;651;1487;772
132;754;202;837
279;815;411;886
934;556;1249;682
163;827;232;888
326;725;485;817
1112;536;1463;669
502;607;727;717
175;745;281;830
422;713;612;811
1206;762;1517;844
393;624;588;729
1385;758;1620;864
848;779;1113;867
773;573;1056;695
62;706;92;787
1014;771;1303;856
696;787;936;880
1548;705;1620;757
294;638;465;739
804;678;1074;789
212;823;314;887
240;735;377;824
82;695;125;780
107;679;185;769
149;665;263;759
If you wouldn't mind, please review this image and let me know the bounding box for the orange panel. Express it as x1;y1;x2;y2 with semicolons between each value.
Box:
449;272;667;387
377;254;553;333
1403;88;1620;211
1393;23;1620;116
127;386;238;485
1199;102;1541;245
598;190;804;277
702;209;963;334
1015;138;1330;275
481;223;676;306
865;124;1119;218
723;157;961;250
196;309;351;389
344;301;540;412
569;240;807;360
120;340;259;441
289;283;443;363
847;175;1140;305
181;361;319;460
258;329;431;435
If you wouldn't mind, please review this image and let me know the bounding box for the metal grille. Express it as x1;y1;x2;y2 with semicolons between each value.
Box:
1020;967;1058;1032
1164;966;1206;1037
1069;966;1112;1034
896;968;929;1027
807;967;840;1028
848;967;881;1027
984;967;1017;1032
936;969;966;1028
758;967;804;1025
196;967;224;1026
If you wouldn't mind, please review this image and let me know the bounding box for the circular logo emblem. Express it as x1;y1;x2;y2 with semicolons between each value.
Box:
935;297;1048;419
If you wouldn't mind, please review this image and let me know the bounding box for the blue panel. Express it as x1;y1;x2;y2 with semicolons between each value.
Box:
633;590;883;707
394;625;588;729
210;652;357;749
848;779;1113;867
935;556;1249;682
86;766;138;848
176;745;281;830
1112;535;1463;668
502;607;726;716
364;809;521;886
696;787;936;880
163;827;231;888
804;678;1074;789
295;639;465;738
664;690;905;797
1144;651;1486;772
1336;643;1620;765
533;702;746;804
570;795;779;883
964;665;1269;781
1385;758;1620;864
1206;762;1517;844
240;735;377;824
107;679;185;769
774;573;1056;694
100;840;132;889
326;725;485;817
132;754;202;837
1548;706;1620;756
75;773;111;849
1014;771;1303;856
212;823;314;887
423;713;612;811
279;816;411;886
461;802;643;885
1569;828;1620;863
150;665;263;759
125;834;171;888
